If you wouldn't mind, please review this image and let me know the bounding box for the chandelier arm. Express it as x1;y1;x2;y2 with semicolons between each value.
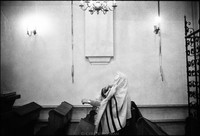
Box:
102;6;109;14
89;6;95;14
101;8;105;14
103;1;108;7
80;6;88;11
110;4;117;11
92;3;96;8
79;1;91;11
102;2;107;10
103;10;107;15
90;9;95;15
108;6;116;11
87;2;91;8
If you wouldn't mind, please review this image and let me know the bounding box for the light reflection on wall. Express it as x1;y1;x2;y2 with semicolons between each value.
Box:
20;13;51;37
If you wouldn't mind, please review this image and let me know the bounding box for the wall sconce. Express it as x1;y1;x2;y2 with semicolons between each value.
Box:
79;0;117;15
26;17;37;36
154;16;161;34
22;14;50;37
27;29;37;36
154;1;161;34
154;25;160;34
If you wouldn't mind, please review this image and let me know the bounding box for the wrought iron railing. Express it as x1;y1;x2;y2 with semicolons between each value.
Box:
184;16;200;120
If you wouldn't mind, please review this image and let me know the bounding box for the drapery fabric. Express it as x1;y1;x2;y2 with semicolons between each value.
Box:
94;72;132;134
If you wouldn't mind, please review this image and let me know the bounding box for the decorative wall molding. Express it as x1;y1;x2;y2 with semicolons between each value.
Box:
85;56;113;64
85;10;114;64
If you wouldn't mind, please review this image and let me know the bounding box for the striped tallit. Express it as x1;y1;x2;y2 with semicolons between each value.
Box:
94;72;132;135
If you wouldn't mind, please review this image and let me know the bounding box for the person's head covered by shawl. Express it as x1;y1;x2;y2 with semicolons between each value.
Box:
94;71;132;135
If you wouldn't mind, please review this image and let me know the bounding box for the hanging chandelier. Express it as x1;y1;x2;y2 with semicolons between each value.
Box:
79;0;117;15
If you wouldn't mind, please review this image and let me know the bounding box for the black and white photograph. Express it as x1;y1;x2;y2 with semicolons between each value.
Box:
1;0;199;135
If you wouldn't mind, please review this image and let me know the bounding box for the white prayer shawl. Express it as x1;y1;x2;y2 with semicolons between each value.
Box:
94;72;132;134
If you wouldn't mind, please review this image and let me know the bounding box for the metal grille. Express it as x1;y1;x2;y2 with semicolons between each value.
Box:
184;16;200;120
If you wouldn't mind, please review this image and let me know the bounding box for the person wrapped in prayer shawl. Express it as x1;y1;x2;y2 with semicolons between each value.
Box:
81;72;132;135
